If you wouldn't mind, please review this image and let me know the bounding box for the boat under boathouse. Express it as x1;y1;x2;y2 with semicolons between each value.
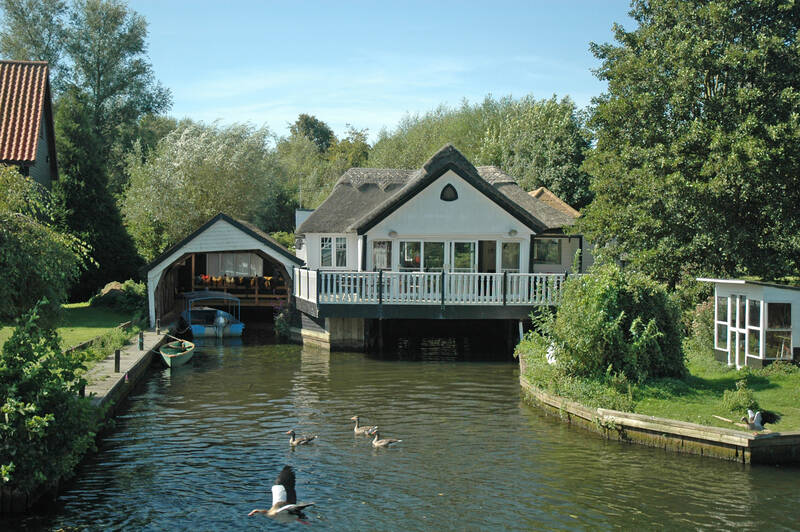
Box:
144;213;303;328
292;144;593;351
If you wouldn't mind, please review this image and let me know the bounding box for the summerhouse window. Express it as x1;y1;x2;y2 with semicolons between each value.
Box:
766;303;792;359
747;299;761;356
372;241;391;270
533;238;561;264
501;242;521;273
715;296;728;351
321;237;347;268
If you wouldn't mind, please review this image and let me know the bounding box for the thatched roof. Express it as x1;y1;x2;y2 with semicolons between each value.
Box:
297;144;579;235
530;187;581;218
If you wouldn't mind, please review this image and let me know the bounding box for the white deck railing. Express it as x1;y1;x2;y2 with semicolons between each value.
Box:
293;268;567;306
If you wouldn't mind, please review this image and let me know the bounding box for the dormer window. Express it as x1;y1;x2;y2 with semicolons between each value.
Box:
440;184;458;201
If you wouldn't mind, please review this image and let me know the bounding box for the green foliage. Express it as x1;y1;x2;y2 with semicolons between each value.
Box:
290;113;335;153
77;323;139;368
683;297;714;361
480;95;593;208
53;87;143;300
0;302;100;492
581;0;800;284
123;122;279;261
534;262;685;382
269;231;295;254
89;279;146;319
722;379;758;413
274;307;291;340
0;167;87;325
253;179;298;233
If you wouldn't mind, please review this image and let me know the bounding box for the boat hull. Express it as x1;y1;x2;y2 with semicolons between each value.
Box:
189;322;244;337
181;308;244;338
160;340;196;368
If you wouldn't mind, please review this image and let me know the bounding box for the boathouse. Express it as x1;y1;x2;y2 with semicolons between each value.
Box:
145;213;303;328
699;278;798;369
293;144;593;350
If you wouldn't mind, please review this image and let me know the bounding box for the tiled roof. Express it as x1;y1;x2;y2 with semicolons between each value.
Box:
0;60;49;164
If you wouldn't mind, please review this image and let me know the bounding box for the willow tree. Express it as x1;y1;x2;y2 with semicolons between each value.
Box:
580;0;800;285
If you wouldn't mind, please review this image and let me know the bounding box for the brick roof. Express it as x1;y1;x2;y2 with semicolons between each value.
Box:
0;60;49;164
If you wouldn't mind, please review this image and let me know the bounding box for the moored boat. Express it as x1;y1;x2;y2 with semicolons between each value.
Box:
159;340;196;367
180;291;245;337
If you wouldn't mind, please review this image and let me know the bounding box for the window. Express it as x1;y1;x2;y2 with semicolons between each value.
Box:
321;237;347;268
766;303;792;360
501;242;521;273
372;241;391;270
715;296;728;351
399;241;421;271
423;242;445;271
533;238;561;264
747;299;761;356
440;184;458;201
206;253;263;277
451;242;476;272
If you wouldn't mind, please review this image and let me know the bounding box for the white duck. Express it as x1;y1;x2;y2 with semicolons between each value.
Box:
248;465;315;517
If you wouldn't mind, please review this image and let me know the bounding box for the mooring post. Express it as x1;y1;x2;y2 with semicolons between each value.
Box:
156;319;160;335
138;331;144;350
79;384;85;398
114;349;121;372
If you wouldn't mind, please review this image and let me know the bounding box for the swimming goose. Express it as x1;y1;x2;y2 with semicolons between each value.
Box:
741;409;781;432
286;430;317;446
371;430;402;448
248;465;315;517
351;416;378;436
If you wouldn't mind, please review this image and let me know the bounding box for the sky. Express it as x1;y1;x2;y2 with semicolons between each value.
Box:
131;1;634;141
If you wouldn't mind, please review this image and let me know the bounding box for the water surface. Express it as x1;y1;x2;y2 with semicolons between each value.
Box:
9;340;800;530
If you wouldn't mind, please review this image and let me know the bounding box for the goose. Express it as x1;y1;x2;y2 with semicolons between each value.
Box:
248;465;315;517
741;409;781;432
351;415;378;436
286;430;317;446
371;430;402;448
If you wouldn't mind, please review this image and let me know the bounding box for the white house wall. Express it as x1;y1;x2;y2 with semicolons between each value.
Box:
147;219;299;327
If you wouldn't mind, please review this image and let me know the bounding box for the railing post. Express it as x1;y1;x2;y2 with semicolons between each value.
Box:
378;269;383;305
441;270;446;309
503;271;508;306
316;269;321;303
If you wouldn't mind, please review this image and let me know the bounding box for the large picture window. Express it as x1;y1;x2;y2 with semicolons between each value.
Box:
372;241;391;270
399;241;421;271
501;242;521;273
321;236;347;268
451;242;476;272
423;242;445;271
766;302;792;359
206;252;263;277
533;238;561;264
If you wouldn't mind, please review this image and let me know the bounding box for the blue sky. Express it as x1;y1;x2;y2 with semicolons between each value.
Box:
131;1;634;141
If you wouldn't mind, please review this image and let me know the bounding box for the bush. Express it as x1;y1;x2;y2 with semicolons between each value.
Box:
89;279;147;320
0;302;100;493
722;379;759;413
534;262;685;382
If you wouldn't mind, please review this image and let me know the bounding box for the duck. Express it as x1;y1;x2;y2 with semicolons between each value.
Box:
741;409;781;433
371;430;402;448
351;415;378;436
248;465;315;517
286;430;317;446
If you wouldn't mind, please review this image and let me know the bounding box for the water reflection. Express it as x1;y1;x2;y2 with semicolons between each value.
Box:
5;341;800;531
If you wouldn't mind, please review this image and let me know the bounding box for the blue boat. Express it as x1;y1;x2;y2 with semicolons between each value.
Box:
181;291;245;337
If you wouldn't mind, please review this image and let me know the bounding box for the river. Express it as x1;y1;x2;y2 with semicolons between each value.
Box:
8;338;800;530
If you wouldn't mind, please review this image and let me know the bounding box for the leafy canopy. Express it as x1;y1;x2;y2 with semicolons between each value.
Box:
580;0;800;284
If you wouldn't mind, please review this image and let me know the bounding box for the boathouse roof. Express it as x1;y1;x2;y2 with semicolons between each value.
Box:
297;144;578;235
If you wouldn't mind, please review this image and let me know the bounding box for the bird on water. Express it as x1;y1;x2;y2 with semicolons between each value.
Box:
371;430;402;448
248;465;315;517
351;415;378;436
286;429;317;446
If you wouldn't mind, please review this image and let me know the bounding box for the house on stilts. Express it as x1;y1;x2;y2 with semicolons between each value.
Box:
292;144;593;351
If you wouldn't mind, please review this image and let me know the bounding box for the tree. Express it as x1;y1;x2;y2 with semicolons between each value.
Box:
123;122;280;261
53;87;142;300
580;0;800;285
0;0;68;88
480;96;593;209
0;167;87;324
290;113;335;153
328;126;370;168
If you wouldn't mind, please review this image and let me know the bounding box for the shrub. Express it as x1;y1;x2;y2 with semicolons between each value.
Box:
534;262;685;382
722;379;759;413
89;279;147;320
0;302;100;493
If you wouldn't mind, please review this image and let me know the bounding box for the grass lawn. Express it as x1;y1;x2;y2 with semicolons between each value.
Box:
0;302;132;350
520;342;800;432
